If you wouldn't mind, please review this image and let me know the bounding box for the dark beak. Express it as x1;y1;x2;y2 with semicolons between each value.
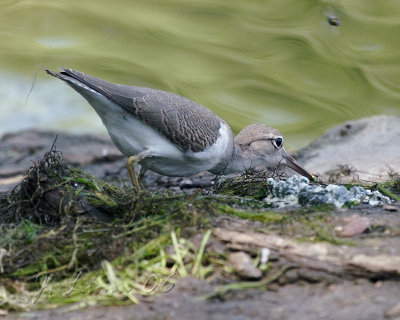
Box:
283;154;314;181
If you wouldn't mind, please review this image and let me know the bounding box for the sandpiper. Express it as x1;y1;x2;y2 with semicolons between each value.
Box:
46;68;313;190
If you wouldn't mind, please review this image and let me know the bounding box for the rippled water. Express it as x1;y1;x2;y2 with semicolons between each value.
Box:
1;0;400;149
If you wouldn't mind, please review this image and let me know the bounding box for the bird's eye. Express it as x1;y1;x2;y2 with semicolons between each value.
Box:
274;137;283;149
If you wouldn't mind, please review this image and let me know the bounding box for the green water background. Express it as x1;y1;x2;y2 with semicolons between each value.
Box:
1;0;400;149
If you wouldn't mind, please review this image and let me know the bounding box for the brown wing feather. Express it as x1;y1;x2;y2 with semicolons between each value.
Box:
46;68;223;152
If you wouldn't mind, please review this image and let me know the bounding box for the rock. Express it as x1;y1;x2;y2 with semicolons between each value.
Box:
228;251;261;280
336;215;371;237
0;175;25;193
0;129;122;169
296;116;400;183
384;205;399;212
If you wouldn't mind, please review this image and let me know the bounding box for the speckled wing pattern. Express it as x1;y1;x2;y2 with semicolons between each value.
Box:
48;69;223;153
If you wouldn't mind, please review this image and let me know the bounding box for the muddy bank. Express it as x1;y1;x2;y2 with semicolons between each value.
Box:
16;278;400;320
0;116;399;319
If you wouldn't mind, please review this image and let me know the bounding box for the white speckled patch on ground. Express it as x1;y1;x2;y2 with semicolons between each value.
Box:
263;175;391;208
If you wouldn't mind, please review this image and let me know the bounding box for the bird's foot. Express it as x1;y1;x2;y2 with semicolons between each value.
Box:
126;151;150;192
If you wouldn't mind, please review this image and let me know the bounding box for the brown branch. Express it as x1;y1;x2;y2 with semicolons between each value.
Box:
213;228;400;279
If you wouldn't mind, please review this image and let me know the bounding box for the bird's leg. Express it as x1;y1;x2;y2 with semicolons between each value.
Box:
138;166;147;188
126;151;150;191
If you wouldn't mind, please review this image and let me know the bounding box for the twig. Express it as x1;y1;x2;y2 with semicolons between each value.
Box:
201;265;291;300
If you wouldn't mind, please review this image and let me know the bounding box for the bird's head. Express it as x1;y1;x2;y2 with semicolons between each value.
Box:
235;123;314;180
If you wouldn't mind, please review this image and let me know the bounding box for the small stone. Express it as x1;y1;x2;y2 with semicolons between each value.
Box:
228;251;261;280
383;205;398;212
338;215;371;237
179;178;193;188
334;226;343;232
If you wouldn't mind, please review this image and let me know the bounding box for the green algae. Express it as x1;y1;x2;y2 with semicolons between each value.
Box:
0;152;261;311
214;170;276;199
0;149;396;313
216;204;285;224
377;180;400;202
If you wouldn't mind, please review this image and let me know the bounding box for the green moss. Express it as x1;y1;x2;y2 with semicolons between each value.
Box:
340;201;357;208
22;229;219;310
309;222;352;246
377;182;400;202
68;169;101;192
0;220;42;248
343;183;363;190
216;204;285;223
214;172;273;199
0;152;272;311
19;220;42;243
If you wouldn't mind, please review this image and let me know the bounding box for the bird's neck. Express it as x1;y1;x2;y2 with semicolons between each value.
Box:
209;143;252;175
225;144;253;174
